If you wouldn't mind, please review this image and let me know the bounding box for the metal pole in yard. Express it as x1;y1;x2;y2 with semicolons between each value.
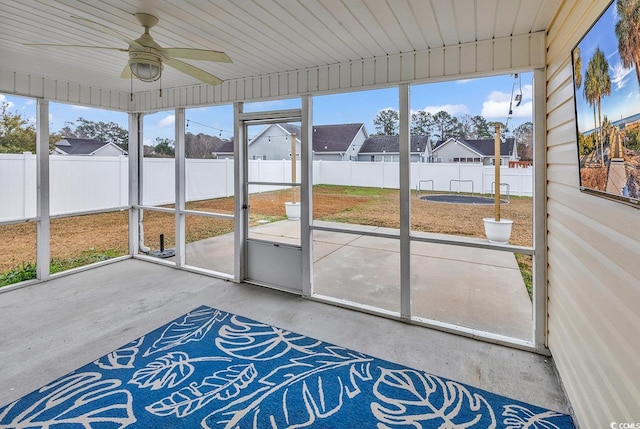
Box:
291;133;297;204
494;124;501;222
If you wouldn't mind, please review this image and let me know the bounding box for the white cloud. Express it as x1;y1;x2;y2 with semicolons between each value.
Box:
421;104;468;116
0;94;15;109
510;101;533;118
481;85;533;119
611;62;633;91
143;138;153;146
157;114;175;127
482;99;510;118
71;105;91;110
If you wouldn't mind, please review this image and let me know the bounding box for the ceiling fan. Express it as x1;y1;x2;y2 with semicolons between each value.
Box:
25;13;231;86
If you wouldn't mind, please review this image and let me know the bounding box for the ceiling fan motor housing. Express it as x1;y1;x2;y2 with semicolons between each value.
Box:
129;51;163;82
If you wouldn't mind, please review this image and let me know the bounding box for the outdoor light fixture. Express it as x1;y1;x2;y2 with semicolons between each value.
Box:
515;93;522;107
128;51;163;82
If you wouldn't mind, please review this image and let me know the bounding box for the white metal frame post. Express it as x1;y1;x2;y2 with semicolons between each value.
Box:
36;99;50;280
128;113;140;255
233;102;247;282
175;108;186;266
301;95;313;297
533;67;549;353
399;84;411;319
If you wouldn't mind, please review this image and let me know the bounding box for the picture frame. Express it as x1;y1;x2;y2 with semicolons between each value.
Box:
571;0;640;207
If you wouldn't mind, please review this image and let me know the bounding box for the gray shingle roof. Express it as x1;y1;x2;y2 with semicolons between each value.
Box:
433;138;515;156
55;138;112;155
312;123;365;152
279;123;301;136
215;140;235;153
359;135;430;153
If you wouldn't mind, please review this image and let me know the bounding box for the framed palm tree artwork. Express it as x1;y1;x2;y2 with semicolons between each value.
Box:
572;0;640;207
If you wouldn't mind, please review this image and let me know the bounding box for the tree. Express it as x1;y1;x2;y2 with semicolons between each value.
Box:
185;132;227;159
0;102;60;153
431;111;460;141
615;0;640;90
584;47;611;167
154;137;175;157
373;108;399;135
513;121;533;161
583;61;599;162
456;114;474;139
470;115;492;139
61;117;128;151
578;132;596;158
488;121;508;135
410;110;433;136
0;102;35;153
573;46;583;89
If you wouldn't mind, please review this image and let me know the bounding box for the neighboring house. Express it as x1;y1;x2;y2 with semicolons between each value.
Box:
312;123;368;161
430;137;518;165
211;139;234;159
248;123;301;160
357;135;430;162
53;138;126;156
244;122;368;161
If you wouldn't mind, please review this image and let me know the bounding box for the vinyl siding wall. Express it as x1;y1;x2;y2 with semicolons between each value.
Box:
248;126;300;161
432;142;481;163
546;1;640;427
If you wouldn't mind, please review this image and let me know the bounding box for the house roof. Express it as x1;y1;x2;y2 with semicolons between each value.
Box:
465;138;515;156
358;135;430;154
279;123;302;136
215;122;365;153
214;140;235;153
312;123;365;152
247;123;301;146
432;138;515;157
54;138;122;155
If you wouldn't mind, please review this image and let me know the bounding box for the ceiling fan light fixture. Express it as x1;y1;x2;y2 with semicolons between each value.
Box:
129;51;162;82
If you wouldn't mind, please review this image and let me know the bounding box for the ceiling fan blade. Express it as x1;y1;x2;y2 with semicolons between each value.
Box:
120;65;132;79
162;48;232;63
164;57;223;86
70;15;142;48
24;43;127;52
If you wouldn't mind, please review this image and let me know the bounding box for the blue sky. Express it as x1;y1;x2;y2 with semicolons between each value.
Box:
574;1;640;133
1;72;532;146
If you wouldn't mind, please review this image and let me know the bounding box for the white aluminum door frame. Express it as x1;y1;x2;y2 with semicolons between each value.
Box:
234;105;307;294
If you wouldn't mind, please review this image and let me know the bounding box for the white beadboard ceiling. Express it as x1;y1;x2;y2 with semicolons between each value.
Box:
0;0;560;96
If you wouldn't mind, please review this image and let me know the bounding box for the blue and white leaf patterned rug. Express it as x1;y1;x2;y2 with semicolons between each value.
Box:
0;305;575;428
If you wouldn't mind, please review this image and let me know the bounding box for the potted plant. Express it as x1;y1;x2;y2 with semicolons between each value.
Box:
483;125;513;243
285;132;301;220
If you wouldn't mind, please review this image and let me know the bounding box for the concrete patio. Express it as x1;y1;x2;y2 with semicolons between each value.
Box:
0;259;568;416
184;219;533;341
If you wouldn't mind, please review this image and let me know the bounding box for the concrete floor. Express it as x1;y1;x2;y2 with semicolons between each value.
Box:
0;259;569;415
185;219;533;339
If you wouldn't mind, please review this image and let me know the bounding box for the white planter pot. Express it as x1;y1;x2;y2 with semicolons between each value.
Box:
285;202;301;220
483;218;513;244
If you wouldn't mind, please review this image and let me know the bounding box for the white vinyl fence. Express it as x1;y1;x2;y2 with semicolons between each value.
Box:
0;154;532;222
